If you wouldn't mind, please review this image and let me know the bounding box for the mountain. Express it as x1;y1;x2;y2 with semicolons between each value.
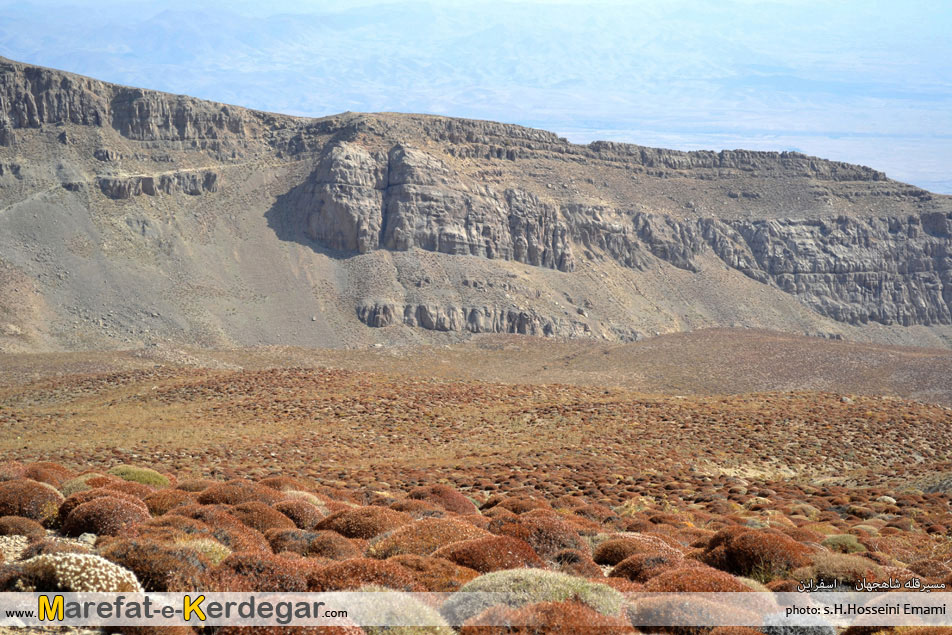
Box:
1;55;951;353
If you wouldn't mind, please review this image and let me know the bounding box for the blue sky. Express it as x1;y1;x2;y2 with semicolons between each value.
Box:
2;0;950;192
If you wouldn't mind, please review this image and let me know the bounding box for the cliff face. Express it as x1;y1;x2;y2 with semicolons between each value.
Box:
1;55;951;351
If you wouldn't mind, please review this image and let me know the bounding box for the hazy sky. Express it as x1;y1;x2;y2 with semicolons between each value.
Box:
1;0;950;192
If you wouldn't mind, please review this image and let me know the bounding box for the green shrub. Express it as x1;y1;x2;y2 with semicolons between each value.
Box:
354;585;454;634
442;569;624;625
107;465;170;488
59;473;108;497
822;534;867;554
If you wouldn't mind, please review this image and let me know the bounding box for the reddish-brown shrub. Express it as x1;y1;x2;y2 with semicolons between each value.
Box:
0;461;25;482
496;497;551;514
93;479;156;499
306;557;423;592
553;549;603;578
574;503;620;523
197;480;284;506
299;530;361;560
144;489;195;516
257;476;312;492
408;484;479;515
58;488;148;526
461;601;633;634
265;529;318;555
218;553;314;592
368;517;490;558
0;479;64;524
164;506;270;553
593;535;681;566
176;479;218;492
432;535;545;573
908;559;952;579
273;499;325;529
643;566;752;592
20;539;90;559
609;552;686;583
230;501;296;533
489;515;586;560
62;496;151;537
388;554;480;592
0;515;45;537
100;538;210;591
315;506;412;539
702;527;813;581
628;596;760;635
22;462;73;487
389;498;445;517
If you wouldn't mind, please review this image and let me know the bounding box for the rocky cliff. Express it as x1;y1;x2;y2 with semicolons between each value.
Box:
0;56;950;351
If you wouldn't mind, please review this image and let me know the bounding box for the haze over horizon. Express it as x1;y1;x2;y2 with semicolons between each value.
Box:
1;0;949;193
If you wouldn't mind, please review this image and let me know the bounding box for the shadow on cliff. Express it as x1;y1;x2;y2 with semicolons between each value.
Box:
264;177;354;261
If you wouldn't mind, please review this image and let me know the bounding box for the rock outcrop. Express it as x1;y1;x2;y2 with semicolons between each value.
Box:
96;170;219;199
297;142;574;271
357;301;592;337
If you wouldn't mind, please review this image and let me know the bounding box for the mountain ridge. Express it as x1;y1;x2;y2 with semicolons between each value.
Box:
0;56;950;352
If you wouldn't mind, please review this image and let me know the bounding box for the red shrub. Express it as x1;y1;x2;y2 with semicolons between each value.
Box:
273;499;325;529
574;503;619;523
908;559;952;579
593;535;681;566
609;551;685;583
408;484;479;515
21;539;90;559
144;489;196;516
489;515;586;560
553;549;603;578
306;557;423;592
62;496;151;537
22;462;73;487
701;528;813;580
389;498;445;517
91;479;156;499
432;535;545;573
643;566;752;592
219;553;314;592
460;601;633;634
176;479;218;492
315;506;412;539
0;515;45;537
265;529;317;555
58;488;148;526
197;480;284;506
0;479;64;524
388;554;480;592
257;476;312;492
368;517;490;558
230;502;296;533
301;530;362;560
165;506;270;553
100;538;211;591
496;497;551;514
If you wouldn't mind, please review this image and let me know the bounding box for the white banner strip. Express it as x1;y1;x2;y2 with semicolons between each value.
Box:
1;592;950;627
